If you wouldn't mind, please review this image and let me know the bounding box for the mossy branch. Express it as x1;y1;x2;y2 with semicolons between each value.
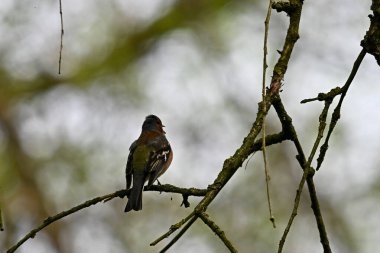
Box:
151;98;281;251
361;0;380;65
152;0;307;251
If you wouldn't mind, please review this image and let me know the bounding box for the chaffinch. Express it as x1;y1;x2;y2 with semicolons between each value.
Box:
124;115;173;212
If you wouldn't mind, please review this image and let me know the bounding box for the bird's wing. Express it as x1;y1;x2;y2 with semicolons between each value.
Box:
146;136;172;186
125;140;138;190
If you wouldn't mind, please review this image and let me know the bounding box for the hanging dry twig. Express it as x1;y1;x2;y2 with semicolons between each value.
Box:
58;0;64;74
262;0;276;228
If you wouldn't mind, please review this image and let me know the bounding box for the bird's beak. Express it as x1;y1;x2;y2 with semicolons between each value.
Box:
162;125;166;133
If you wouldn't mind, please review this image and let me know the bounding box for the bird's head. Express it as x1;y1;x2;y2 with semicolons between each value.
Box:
142;115;166;134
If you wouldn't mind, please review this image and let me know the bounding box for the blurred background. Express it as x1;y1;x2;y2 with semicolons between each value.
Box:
1;0;380;252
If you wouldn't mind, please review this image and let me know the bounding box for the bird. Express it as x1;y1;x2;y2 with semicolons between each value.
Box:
124;115;173;212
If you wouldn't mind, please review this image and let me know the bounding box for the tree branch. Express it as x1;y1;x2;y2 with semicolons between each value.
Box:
278;98;331;253
316;49;366;170
159;216;198;253
198;212;238;253
278;166;312;253
269;0;303;95
272;97;332;253
361;0;380;65
151;96;273;251
306;174;331;252
6;185;206;253
150;211;195;246
152;0;307;250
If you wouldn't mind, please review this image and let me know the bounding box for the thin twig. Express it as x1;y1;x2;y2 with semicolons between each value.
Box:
262;0;276;228
278;167;312;253
145;184;207;196
306;176;331;252
277;97;331;253
6;191;115;253
300;87;342;104
244;152;256;170
198;212;238;253
58;0;64;74
272;97;332;253
272;97;306;165
104;184;206;203
150;211;195;246
316;49;366;170
7;185;205;253
159;216;198;253
307;100;332;165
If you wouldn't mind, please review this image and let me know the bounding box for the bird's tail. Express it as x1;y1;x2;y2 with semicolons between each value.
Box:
125;174;144;212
